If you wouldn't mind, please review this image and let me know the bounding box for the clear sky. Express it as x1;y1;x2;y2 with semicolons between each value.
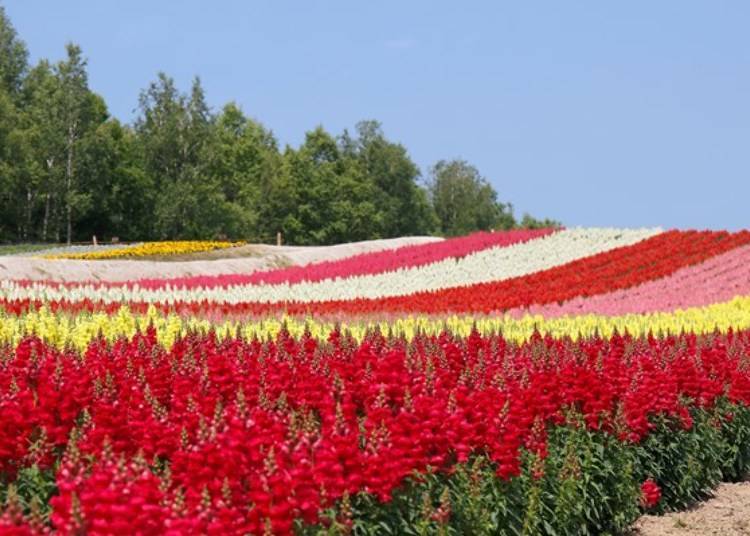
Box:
4;1;749;229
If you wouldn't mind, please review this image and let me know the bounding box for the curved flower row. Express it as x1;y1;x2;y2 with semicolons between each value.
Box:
3;296;750;352
18;231;549;290
43;240;245;260
28;229;739;317
4;228;659;305
1;329;749;533
253;229;749;315
513;243;750;318
130;228;556;289
10;243;145;258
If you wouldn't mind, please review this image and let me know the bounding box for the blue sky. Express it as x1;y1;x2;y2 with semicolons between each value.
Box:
5;1;749;229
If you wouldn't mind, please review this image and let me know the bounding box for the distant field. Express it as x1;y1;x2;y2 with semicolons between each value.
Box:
0;240;255;261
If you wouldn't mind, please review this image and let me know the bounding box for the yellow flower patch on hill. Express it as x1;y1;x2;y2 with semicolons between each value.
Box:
44;241;244;260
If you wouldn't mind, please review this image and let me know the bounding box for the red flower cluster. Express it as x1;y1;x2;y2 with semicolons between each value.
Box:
640;479;662;508
0;328;749;533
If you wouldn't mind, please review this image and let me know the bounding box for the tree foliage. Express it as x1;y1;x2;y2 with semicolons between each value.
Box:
428;159;517;237
0;9;558;244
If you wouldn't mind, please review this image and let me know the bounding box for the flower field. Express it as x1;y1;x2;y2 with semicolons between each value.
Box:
2;227;750;534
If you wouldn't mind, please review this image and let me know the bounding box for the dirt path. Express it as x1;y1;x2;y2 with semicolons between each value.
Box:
632;481;750;535
0;236;441;283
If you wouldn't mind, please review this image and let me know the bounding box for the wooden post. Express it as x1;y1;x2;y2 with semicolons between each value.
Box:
276;232;282;246
92;235;98;246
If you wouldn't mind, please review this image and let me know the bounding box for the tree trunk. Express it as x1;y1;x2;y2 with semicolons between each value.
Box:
65;124;75;245
54;199;60;243
43;157;54;242
24;188;32;241
51;178;60;243
42;193;50;242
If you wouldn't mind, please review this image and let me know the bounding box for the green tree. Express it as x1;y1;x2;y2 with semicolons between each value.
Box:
136;75;269;239
136;74;214;238
14;46;103;244
341;120;437;237
271;127;382;245
0;5;561;244
16;60;63;242
56;43;99;244
0;87;23;240
0;7;28;240
205;103;282;240
518;213;562;230
0;5;28;95
428;159;516;236
76;118;152;241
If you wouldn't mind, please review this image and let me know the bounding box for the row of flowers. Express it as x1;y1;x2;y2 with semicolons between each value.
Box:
2;296;750;352
0;329;749;533
5;228;660;306
129;229;556;290
5;243;144;258
15;229;740;318
249;229;750;316
42;241;245;260
514;242;750;318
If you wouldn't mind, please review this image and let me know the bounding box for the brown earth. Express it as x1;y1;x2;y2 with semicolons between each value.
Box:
632;481;750;535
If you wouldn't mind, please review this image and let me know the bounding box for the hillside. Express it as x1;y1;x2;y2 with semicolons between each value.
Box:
2;228;750;534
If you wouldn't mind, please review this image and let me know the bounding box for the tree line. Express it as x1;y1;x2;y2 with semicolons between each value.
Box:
0;8;559;246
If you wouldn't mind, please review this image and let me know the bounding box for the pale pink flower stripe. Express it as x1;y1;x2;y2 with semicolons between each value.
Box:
130;228;557;290
509;243;750;318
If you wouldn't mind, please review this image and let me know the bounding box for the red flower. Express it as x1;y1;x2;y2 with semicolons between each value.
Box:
640;479;661;509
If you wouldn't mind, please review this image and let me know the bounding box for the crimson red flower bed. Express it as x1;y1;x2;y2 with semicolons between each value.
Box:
2;328;750;534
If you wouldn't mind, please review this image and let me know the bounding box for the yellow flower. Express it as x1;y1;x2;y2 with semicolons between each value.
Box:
43;241;245;260
2;296;750;350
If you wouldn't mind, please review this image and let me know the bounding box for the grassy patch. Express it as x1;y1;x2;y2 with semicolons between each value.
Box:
0;244;60;256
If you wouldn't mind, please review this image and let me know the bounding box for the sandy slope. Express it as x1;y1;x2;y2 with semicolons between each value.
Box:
0;236;442;283
632;481;750;535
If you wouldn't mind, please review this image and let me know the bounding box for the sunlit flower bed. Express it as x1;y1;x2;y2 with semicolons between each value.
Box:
2;228;750;534
1;329;749;534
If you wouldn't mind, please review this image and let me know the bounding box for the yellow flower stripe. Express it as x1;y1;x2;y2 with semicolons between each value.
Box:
2;296;750;352
44;241;245;260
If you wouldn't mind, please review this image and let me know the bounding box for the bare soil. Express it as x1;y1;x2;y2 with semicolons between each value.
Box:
0;236;442;282
632;481;750;535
